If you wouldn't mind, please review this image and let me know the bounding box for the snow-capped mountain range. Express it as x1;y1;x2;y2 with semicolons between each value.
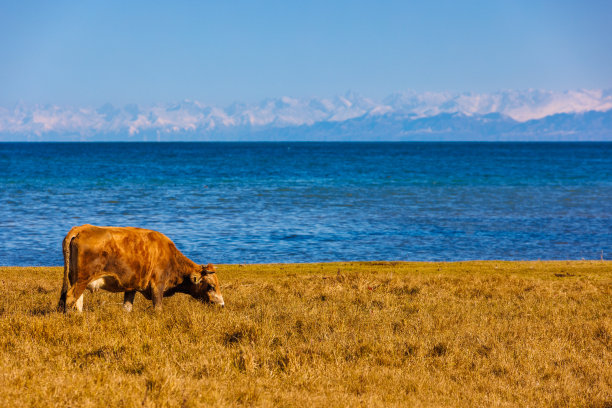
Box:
1;89;611;141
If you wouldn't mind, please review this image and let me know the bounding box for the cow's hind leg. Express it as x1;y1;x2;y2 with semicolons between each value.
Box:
75;293;84;312
59;229;81;312
151;282;165;312
123;291;136;312
65;281;88;313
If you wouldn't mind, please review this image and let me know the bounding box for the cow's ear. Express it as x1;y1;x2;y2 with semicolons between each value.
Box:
190;272;202;284
205;263;216;274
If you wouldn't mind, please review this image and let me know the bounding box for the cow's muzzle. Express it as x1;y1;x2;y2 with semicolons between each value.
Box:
210;293;225;307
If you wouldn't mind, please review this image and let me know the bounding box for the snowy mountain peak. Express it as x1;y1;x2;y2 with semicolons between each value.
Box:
1;89;611;140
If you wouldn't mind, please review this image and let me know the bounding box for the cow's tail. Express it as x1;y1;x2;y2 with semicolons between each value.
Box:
58;227;81;312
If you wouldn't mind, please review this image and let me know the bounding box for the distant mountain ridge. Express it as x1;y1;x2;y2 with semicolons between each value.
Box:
1;89;611;141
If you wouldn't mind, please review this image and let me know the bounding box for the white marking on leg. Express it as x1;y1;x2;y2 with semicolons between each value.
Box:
123;291;135;312
75;294;84;312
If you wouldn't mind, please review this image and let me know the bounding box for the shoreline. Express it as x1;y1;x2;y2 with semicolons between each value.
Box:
3;259;609;275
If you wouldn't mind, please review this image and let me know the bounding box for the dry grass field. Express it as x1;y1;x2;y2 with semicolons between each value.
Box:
0;261;610;407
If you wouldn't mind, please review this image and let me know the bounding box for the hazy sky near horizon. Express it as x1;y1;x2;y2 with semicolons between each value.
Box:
1;0;611;106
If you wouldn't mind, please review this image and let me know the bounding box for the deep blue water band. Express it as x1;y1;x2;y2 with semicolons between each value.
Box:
1;142;610;265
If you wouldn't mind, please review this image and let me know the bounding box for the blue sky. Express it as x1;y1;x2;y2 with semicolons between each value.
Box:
1;0;611;106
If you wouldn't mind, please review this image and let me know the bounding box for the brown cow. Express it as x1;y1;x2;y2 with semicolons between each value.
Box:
57;225;224;312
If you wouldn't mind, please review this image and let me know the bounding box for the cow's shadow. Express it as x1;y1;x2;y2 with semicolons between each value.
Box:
28;305;55;316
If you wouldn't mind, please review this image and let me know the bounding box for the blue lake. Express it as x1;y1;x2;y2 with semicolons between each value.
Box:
0;142;610;265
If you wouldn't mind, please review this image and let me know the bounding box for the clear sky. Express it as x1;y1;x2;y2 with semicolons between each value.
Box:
1;0;611;106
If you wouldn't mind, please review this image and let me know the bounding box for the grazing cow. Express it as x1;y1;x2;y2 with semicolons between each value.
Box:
57;225;224;312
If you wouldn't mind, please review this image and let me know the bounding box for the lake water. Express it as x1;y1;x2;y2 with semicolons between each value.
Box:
0;142;610;266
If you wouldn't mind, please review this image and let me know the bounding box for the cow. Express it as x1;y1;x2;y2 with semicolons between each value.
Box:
57;225;224;312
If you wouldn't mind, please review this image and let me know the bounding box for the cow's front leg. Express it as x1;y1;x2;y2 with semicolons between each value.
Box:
123;291;136;312
151;283;164;312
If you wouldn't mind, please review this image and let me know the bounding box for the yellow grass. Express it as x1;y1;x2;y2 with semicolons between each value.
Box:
0;261;610;407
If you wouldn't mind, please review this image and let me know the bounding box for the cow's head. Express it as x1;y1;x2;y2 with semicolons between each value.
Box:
189;263;224;307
